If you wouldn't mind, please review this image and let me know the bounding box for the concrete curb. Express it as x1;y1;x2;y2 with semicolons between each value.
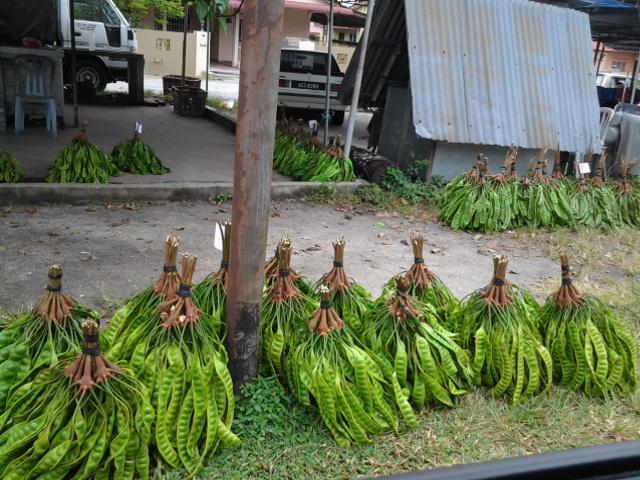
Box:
0;180;368;204
204;106;237;134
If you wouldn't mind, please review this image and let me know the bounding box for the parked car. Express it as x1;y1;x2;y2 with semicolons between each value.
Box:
277;48;346;125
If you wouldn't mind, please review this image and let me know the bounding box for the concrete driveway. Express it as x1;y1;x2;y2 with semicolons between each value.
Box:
1;104;288;183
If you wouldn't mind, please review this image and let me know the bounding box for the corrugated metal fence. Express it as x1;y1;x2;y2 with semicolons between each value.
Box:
406;0;601;153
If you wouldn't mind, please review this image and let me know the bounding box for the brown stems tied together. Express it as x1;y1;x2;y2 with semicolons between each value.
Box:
269;241;301;303
482;256;512;308
153;235;181;301
404;232;434;290
33;265;76;323
307;286;345;335
388;277;421;322
158;253;201;329
265;236;300;283
577;176;589;193
207;221;231;289
551;146;564;180
476;154;490;185
64;320;120;394
494;146;518;183
617;156;637;194
323;238;353;292
552;254;584;308
591;154;607;187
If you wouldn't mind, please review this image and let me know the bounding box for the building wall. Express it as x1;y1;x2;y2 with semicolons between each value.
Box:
314;40;357;72
283;9;311;37
135;28;208;77
598;49;637;75
213;18;237;65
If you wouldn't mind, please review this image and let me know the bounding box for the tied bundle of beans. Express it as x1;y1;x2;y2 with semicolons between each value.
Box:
193;221;231;325
515;152;555;229
540;255;637;396
363;277;472;410
0;266;99;410
64;320;120;393
285;286;410;447
158;254;200;329
107;255;236;472
104;235;181;359
544;147;574;227
307;286;345;335
261;240;316;374
616;157;640;227
0;321;154;480
0;151;22;183
316;238;372;332
45;122;121;183
401;232;458;327
457;256;552;404
585;153;623;229
265;236;309;292
153;235;181;299
149;343;239;475
143;276;238;474
111;127;170;175
440;154;513;233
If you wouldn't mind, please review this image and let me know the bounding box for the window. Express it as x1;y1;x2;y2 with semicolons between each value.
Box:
280;50;341;76
611;61;626;72
74;0;120;26
338;32;345;41
349;32;356;42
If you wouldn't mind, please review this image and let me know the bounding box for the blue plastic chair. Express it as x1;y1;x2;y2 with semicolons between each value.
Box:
14;56;57;136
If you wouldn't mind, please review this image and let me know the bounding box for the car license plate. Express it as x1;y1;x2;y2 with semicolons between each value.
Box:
292;81;324;90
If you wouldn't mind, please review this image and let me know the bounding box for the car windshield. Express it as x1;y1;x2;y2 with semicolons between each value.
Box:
280;50;341;76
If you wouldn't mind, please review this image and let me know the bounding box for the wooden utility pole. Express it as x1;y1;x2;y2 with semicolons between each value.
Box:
226;0;285;390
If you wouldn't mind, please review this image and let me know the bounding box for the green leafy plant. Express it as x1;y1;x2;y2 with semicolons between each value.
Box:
207;96;237;115
309;184;337;202
354;184;387;206
0;151;22;183
195;0;231;29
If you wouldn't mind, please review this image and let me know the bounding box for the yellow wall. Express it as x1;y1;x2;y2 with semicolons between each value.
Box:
135;28;209;77
315;41;357;73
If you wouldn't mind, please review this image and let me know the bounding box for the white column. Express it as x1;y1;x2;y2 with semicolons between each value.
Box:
232;16;240;68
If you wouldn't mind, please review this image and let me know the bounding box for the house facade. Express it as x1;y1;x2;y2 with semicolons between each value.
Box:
135;0;364;77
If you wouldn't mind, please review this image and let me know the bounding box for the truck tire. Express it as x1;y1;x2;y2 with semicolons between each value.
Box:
74;59;109;91
331;110;345;126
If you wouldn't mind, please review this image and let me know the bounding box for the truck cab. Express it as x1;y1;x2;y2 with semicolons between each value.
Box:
58;0;137;90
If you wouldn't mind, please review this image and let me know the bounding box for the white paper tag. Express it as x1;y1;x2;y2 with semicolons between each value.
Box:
308;119;318;131
578;162;591;174
213;222;224;251
136;122;143;134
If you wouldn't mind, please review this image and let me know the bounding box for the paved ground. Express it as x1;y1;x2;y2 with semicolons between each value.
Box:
0;200;556;313
1;102;371;183
105;65;241;100
106;73;374;148
1;104;287;183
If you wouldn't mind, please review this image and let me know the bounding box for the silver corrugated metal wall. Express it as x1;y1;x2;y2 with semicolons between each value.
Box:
406;0;601;154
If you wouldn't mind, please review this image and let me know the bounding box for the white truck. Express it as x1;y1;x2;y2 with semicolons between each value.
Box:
58;0;138;90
